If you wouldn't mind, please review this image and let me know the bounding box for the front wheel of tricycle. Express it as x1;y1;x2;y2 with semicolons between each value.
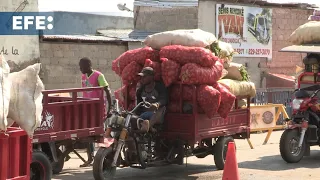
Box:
93;147;116;180
213;136;235;170
280;129;305;163
30;151;53;180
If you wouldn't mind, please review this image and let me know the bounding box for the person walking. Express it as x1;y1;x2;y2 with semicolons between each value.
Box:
78;57;112;167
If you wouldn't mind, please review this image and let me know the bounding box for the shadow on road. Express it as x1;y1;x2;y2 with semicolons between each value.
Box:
53;164;222;180
239;150;320;171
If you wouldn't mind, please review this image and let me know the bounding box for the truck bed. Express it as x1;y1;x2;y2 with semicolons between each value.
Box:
32;87;105;143
0;127;31;180
162;106;250;143
122;83;250;144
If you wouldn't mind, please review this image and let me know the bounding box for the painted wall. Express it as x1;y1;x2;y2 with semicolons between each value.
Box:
0;0;40;72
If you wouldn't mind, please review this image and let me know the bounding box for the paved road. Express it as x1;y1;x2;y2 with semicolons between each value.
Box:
52;131;320;180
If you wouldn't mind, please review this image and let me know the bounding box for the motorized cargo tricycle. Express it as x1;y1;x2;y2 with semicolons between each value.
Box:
93;83;251;179
279;45;320;163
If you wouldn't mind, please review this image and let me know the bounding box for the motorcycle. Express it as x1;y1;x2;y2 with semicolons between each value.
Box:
92;98;183;180
280;84;320;163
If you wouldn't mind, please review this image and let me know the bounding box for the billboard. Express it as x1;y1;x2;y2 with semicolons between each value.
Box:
216;4;272;58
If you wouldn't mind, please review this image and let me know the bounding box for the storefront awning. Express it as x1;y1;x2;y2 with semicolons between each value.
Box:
265;73;295;88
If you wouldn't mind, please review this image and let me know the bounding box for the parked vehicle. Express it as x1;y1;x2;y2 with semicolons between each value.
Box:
279;45;320;163
280;85;320;163
93;84;251;180
3;87;106;179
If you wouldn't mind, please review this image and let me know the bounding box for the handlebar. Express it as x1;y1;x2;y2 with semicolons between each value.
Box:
129;101;151;113
311;89;320;98
112;99;152;115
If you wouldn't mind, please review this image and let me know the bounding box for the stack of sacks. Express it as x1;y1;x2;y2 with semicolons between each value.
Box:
207;42;255;109
289;9;320;45
0;55;45;137
112;29;254;119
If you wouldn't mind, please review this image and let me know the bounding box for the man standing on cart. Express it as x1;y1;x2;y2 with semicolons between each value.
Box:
78;57;112;167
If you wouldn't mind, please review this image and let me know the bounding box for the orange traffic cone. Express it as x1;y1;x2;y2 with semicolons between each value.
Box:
222;142;239;180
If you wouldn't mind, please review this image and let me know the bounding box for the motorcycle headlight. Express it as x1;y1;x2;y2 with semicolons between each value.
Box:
107;115;125;127
292;99;304;110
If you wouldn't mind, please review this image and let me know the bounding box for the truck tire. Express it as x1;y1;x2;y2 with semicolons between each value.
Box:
30;151;52;180
280;129;306;163
52;148;65;174
93;147;116;180
213;136;235;170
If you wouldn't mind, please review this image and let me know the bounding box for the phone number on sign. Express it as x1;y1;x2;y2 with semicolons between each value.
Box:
234;48;245;55
248;49;271;56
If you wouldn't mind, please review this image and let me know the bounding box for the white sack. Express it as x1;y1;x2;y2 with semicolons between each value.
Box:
289;21;320;45
217;41;235;67
0;55;11;131
144;29;217;49
7;63;45;137
218;79;256;98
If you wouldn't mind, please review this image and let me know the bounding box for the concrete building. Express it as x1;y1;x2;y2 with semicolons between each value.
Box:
39;34;139;91
130;0;315;88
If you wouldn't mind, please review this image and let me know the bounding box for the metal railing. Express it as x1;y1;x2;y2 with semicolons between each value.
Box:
252;88;294;125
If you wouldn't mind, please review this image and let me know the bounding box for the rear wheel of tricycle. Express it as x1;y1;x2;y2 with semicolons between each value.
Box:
30;151;52;180
52;148;65;174
280;129;305;163
93;147;116;180
214;136;235;170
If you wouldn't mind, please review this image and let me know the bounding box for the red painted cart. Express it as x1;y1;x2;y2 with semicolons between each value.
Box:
1;87;106;180
0;127;31;180
161;84;251;170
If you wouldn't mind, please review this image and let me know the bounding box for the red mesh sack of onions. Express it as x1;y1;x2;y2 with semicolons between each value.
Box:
112;47;156;75
216;83;236;119
161;58;181;87
121;61;143;85
114;85;136;105
150;49;160;62
128;85;136;101
144;59;161;80
114;87;125;107
170;85;194;101
197;85;221;118
127;101;136;111
180;60;223;85
159;45;218;67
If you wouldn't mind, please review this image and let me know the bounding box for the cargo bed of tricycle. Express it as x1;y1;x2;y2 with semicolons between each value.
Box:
0;127;31;180
33;87;105;143
162;105;250;144
124;83;250;144
29;87;106;176
2;87;107;178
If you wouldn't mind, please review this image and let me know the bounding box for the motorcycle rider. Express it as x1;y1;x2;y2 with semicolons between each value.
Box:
136;67;168;132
